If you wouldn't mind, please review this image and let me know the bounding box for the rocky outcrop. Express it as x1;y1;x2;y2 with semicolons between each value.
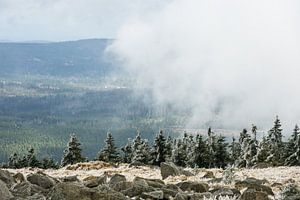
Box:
160;162;182;179
0;169;15;186
0;180;13;200
27;172;56;189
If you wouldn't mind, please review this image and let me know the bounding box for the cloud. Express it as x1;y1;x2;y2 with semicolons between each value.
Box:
0;0;169;41
110;0;300;132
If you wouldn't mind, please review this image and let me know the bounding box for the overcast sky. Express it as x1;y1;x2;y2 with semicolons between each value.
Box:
0;0;169;41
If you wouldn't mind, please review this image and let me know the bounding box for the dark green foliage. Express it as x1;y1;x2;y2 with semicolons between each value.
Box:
61;133;85;167
172;139;187;167
41;157;59;169
153;130;167;166
26;147;42;168
229;137;241;165
193;135;210;168
214;135;230;169
98;132;120;163
285;125;300;166
266;116;284;166
121;139;133;163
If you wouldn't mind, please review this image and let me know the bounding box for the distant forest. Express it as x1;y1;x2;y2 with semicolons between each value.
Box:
4;116;300;169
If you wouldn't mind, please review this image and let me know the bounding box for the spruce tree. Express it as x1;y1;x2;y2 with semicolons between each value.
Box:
285;125;300;166
229;137;241;165
41;157;59;169
207;127;217;168
121;139;133;163
172;139;187;167
165;136;173;162
131;132;151;165
255;135;270;164
61;133;85;167
8;153;20;169
26;147;41;168
214;135;229;169
284;125;299;165
237;128;251;168
266;116;284;166
98;132;120;163
153;130;167;166
193;135;210;168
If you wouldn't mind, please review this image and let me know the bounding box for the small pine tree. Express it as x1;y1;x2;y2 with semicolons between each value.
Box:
266;116;284;166
193;134;210;168
207;127;217;168
27;147;41;168
153;130;167;166
121;139;133;163
285;125;300;166
255;136;270;164
41;157;59;169
8;153;20;169
131;132;151;165
98;132;120;163
172;139;187;167
229;137;241;165
165;136;173;162
61;133;85;167
284;125;299;165
214;135;230;169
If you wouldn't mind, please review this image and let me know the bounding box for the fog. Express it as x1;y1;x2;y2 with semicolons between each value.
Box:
109;0;300;132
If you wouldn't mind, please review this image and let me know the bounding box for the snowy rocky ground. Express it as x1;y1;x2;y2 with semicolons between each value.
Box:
2;161;300;199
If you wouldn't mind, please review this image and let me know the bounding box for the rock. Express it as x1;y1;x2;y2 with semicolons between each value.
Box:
203;171;215;179
48;182;128;200
240;188;270;200
160;162;181;179
13;172;26;183
133;177;165;188
110;181;133;192
280;184;300;200
27;173;55;189
61;175;79;182
0;180;13;200
10;182;48;198
235;178;273;196
121;181;156;197
180;169;194;176
208;177;223;183
0;169;15;186
176;181;208;193
109;174;126;185
174;193;189;200
83;175;107;188
210;187;241;199
189;192;213;200
141;190;164;199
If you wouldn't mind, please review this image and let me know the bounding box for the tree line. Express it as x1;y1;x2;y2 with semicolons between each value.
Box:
4;116;300;169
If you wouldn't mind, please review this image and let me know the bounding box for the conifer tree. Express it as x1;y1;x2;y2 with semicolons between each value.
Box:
207;127;217;168
284;124;299;165
153;130;167;166
8;153;20;169
285;125;300;166
237;128;251;167
98;132;120;163
266;116;284;166
26;147;41;168
229;137;240;165
172;139;187;167
131;132;151;165
165;136;173;162
121;139;133;163
41;157;59;169
61;133;85;167
255;135;269;163
193;134;210;168
214;135;230;168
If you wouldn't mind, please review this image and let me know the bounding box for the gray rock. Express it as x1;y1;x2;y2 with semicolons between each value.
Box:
176;181;208;193
141;190;164;199
235;178;273;196
110;181;133;192
210;187;241;199
27;173;55;189
240;188;270;200
0;179;13;200
83;175;107;188
0;169;15;186
203;171;215;179
10;182;48;198
133;177;165;188
109;174;126;185
13;172;26;183
61;175;79;182
160;162;181;179
121;181;156;197
48;182;128;200
174;193;189;200
189;192;213;200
